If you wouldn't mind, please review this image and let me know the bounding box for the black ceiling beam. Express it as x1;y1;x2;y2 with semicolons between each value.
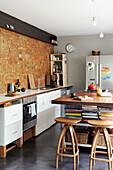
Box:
0;11;57;45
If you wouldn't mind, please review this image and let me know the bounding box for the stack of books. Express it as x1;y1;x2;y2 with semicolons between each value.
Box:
82;106;99;122
65;105;82;120
99;107;113;121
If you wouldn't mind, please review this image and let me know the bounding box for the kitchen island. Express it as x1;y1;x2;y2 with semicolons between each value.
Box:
52;90;113;149
52;90;113;107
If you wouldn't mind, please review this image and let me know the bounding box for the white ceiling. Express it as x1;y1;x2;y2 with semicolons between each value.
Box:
1;0;113;37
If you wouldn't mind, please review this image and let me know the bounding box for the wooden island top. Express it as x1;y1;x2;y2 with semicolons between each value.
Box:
52;90;113;107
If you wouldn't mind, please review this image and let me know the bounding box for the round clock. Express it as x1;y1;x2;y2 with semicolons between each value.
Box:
65;43;75;53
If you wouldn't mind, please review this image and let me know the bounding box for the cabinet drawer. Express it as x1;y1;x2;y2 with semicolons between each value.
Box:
0;104;23;126
0;120;22;146
5;121;22;145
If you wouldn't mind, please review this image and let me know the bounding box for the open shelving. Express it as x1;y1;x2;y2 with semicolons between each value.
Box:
50;53;67;87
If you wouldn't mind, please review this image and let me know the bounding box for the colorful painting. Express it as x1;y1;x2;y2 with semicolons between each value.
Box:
101;67;112;80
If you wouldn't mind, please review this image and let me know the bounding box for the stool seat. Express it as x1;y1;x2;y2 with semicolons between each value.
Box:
55;117;81;125
88;120;113;127
88;120;113;170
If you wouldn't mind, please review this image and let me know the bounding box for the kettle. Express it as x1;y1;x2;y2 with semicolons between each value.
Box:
88;83;98;91
8;83;14;92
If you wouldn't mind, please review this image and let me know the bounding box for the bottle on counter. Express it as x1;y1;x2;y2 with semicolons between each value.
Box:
15;79;21;92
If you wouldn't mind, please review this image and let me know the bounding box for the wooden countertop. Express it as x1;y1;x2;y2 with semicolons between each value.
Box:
0;85;72;105
52;90;113;107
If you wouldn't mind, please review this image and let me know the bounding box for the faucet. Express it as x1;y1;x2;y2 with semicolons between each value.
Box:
38;75;43;89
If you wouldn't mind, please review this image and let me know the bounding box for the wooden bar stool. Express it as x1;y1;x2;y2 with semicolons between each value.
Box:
55;117;81;170
88;120;113;170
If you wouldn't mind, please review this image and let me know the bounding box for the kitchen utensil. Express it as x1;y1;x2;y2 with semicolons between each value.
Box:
5;93;20;97
28;74;36;89
8;83;14;92
88;83;98;91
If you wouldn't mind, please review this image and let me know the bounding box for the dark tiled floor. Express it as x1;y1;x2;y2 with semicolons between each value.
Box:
0;124;110;170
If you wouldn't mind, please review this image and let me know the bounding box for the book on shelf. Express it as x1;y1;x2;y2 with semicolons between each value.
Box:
66;113;81;116
66;116;82;119
82;113;98;116
65;110;82;113
82;115;98;119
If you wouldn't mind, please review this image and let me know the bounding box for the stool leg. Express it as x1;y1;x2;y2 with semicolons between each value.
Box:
61;125;67;162
107;131;113;169
72;125;79;163
103;128;111;170
92;128;100;167
69;125;76;170
56;125;67;168
89;128;100;170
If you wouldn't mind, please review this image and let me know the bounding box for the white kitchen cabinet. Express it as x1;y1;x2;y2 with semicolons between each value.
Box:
0;120;22;146
0;102;23;157
0;103;22;126
35;90;61;136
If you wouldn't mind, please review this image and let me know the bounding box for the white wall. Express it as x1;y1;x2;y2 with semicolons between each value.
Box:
54;34;113;92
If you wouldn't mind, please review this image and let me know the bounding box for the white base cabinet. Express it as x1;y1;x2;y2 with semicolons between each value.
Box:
0;103;23;157
35;90;61;136
0;120;22;146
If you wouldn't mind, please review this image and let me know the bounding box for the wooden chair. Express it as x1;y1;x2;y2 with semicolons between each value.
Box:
55;117;81;170
88;120;113;170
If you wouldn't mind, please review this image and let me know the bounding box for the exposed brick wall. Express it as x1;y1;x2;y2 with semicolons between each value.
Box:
0;27;54;94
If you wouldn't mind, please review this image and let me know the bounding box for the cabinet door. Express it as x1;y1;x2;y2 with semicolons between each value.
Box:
35;107;54;136
0;104;23;126
0;120;22;146
35;110;46;135
37;90;61;112
35;90;61;136
55;105;61;118
36;93;48;112
52;90;61;117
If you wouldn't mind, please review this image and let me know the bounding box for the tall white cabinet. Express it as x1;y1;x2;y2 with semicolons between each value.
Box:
35;90;61;136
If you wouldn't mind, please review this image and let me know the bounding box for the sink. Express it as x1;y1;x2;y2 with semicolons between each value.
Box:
40;87;56;90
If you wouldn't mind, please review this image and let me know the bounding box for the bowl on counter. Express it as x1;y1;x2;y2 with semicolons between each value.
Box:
92;50;100;56
21;88;26;92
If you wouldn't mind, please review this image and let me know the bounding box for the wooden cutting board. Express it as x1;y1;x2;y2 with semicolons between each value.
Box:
5;93;21;97
28;74;36;89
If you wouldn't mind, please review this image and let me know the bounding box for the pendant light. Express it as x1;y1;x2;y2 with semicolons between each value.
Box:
99;17;104;38
99;32;104;38
92;0;97;26
92;17;97;26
